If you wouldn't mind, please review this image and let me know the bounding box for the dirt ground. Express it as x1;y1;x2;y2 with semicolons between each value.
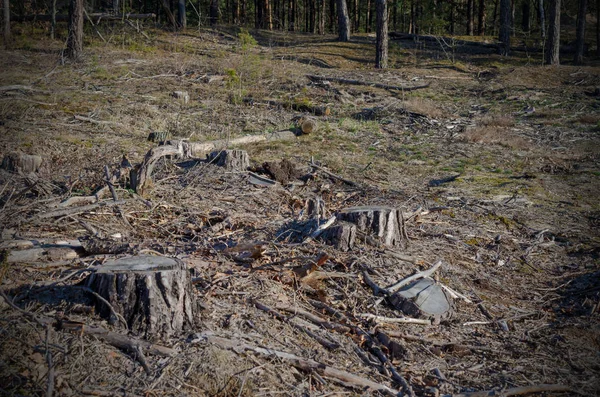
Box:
0;24;599;397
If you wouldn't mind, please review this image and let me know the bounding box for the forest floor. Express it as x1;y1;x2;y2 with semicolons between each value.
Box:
0;24;599;397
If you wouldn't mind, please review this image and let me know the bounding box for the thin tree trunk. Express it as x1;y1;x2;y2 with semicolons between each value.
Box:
597;0;599;56
365;0;371;32
478;0;486;34
538;0;545;38
177;0;186;28
353;0;358;31
375;0;388;68
66;0;84;60
337;0;350;40
329;0;336;32
51;0;57;39
289;0;295;30
521;0;530;32
449;0;455;34
266;0;273;29
319;0;325;33
3;0;10;45
498;0;510;54
161;0;177;28
467;0;474;35
573;0;586;64
210;0;218;25
544;0;560;64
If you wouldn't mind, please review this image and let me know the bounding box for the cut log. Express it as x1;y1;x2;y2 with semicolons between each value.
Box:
207;149;250;171
319;221;356;251
337;206;404;247
1;152;43;173
388;277;454;322
85;255;198;340
188;130;298;158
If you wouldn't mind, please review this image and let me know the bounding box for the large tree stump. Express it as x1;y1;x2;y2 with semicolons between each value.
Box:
1;152;43;173
319;221;357;251
207;149;250;171
337;206;404;246
85;255;197;340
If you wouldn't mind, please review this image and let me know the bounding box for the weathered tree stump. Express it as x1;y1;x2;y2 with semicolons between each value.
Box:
319;221;356;251
85;255;197;340
1;152;43;173
388;278;453;323
337;206;404;246
304;197;326;220
207;149;250;171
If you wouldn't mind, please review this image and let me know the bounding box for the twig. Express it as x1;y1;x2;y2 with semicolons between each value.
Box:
83;8;107;42
74;286;128;329
309;161;359;187
103;165;118;201
440;283;472;303
45;326;55;397
306;75;430;92
358;313;431;325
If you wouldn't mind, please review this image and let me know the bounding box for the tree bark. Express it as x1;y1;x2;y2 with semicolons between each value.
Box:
375;0;388;68
50;0;57;39
478;0;486;34
337;0;350;40
544;0;560;64
210;0;218;25
597;0;599;56
318;0;325;33
2;0;9;46
573;0;587;64
498;0;511;55
177;0;186;28
85;255;198;341
521;0;530;32
538;0;545;38
467;0;475;35
66;0;84;60
337;206;404;247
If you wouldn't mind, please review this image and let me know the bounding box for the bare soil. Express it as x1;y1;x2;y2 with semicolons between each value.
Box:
0;25;599;397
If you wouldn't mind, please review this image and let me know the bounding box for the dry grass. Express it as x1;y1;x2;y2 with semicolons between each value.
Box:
400;97;446;119
479;114;516;128
461;126;533;150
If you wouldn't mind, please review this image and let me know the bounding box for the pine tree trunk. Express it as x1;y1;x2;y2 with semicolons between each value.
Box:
337;0;350;40
66;0;84;60
478;0;486;34
329;0;336;32
573;0;586;64
597;0;599;56
538;0;545;38
3;0;10;46
319;0;325;33
375;0;388;68
545;0;560;64
210;0;218;25
498;0;511;55
177;0;186;28
467;0;474;35
289;0;296;30
521;0;530;32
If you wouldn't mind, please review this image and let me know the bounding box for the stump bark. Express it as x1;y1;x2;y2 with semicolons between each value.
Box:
207;149;250;171
1;152;43;173
85;255;197;340
319;221;356;251
337;206;404;246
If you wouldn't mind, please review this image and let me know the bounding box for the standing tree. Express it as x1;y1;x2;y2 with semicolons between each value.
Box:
467;0;474;35
375;0;388;68
177;0;186;28
3;0;10;46
538;0;546;38
210;0;219;25
545;0;560;64
498;0;511;55
573;0;587;64
478;0;486;35
337;0;350;41
66;0;84;60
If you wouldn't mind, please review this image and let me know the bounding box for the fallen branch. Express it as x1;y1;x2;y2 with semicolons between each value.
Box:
188;130;297;157
243;97;330;116
309;161;359;187
358;313;431;325
191;331;398;396
35;200;126;220
132;145;185;195
386;260;443;293
450;384;574;397
307;75;430;91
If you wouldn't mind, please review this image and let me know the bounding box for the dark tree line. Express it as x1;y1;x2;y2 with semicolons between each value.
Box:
2;0;598;65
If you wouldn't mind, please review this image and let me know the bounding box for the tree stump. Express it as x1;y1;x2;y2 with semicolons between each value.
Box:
337;206;404;247
85;255;198;340
319;221;356;251
388;278;453;323
304;197;326;220
1;152;43;173
207;149;250;171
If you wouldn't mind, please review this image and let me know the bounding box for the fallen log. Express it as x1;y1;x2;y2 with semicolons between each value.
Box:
188;130;298;157
84;255;198;340
307;75;430;91
243;97;331;116
190;331;399;396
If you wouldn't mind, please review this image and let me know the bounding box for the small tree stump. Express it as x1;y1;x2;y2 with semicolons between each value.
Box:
85;255;198;340
1;152;43;173
319;221;356;251
207;149;250;171
337;206;404;246
304;197;326;220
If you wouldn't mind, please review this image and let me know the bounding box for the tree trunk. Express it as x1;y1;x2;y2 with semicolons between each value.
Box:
375;0;388;68
337;206;404;247
66;0;84;60
538;0;545;38
478;0;486;34
329;0;336;32
177;0;186;28
573;0;586;64
597;0;599;56
210;0;218;25
319;0;325;33
365;0;371;32
113;0;119;14
289;0;296;30
85;255;198;341
498;0;511;55
51;0;57;39
337;0;350;40
467;0;474;35
160;0;177;28
3;0;10;46
266;0;273;29
521;0;530;32
544;0;560;64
